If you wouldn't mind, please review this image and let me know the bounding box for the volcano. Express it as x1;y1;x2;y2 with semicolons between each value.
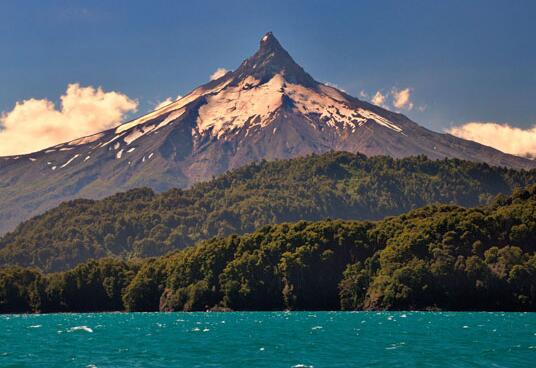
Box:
0;32;534;234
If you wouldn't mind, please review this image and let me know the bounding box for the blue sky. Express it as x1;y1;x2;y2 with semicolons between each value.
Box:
0;0;535;138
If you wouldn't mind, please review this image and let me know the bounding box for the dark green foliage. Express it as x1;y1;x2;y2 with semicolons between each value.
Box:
339;262;371;310
0;258;138;313
363;187;536;310
122;260;166;312
45;258;138;312
2;152;536;272
0;267;44;313
1;184;535;313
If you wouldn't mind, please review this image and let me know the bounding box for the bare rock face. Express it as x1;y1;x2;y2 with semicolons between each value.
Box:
0;32;534;234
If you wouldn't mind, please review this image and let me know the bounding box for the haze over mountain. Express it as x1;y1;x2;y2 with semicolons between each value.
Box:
1;32;534;234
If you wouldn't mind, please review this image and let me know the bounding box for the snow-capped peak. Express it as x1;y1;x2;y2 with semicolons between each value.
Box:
104;32;404;142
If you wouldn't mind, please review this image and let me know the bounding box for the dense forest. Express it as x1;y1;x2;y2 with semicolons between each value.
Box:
1;184;535;313
2;152;536;272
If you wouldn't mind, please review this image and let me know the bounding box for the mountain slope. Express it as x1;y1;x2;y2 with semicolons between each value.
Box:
2;152;536;272
1;32;535;234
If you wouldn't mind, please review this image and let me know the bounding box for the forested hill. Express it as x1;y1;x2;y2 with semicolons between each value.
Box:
1;184;535;313
2;152;536;272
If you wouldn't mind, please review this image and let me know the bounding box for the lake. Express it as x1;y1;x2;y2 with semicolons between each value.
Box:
1;312;534;367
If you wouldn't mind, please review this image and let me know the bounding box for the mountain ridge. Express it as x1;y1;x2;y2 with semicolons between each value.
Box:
1;32;535;234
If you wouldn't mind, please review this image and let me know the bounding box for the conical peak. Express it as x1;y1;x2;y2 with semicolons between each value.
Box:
232;32;318;88
255;32;292;64
261;31;275;42
259;32;283;51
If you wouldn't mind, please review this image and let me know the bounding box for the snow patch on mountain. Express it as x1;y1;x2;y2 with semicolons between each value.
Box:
102;134;124;148
356;109;402;133
197;75;285;137
318;84;348;102
195;72;403;138
114;78;232;135
60;154;80;168
124;129;144;145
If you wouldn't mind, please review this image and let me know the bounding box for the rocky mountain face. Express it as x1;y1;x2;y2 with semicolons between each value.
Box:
1;32;535;234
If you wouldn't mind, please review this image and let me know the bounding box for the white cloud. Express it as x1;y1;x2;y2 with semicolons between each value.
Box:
154;95;182;110
371;91;386;106
447;122;536;158
0;83;138;156
392;88;414;110
361;87;416;111
210;68;228;81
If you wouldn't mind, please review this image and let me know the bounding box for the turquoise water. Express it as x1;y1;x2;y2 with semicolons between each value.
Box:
0;312;535;367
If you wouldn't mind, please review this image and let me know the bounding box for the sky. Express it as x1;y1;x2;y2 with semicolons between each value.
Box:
1;0;535;156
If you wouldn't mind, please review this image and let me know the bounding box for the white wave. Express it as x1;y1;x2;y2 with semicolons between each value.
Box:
68;325;93;333
385;342;406;350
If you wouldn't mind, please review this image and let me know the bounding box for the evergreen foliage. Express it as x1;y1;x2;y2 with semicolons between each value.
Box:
2;152;536;272
2;184;535;313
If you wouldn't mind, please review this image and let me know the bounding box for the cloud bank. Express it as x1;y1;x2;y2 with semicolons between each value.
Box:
448;122;536;158
0;83;138;156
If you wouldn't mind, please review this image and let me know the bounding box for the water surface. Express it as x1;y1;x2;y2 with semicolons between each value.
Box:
1;312;534;367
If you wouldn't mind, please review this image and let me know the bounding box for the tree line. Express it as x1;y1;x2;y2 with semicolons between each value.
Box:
2;152;536;272
2;184;535;313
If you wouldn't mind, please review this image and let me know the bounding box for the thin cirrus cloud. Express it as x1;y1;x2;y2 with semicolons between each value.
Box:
447;122;536;158
209;68;228;81
0;83;138;156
